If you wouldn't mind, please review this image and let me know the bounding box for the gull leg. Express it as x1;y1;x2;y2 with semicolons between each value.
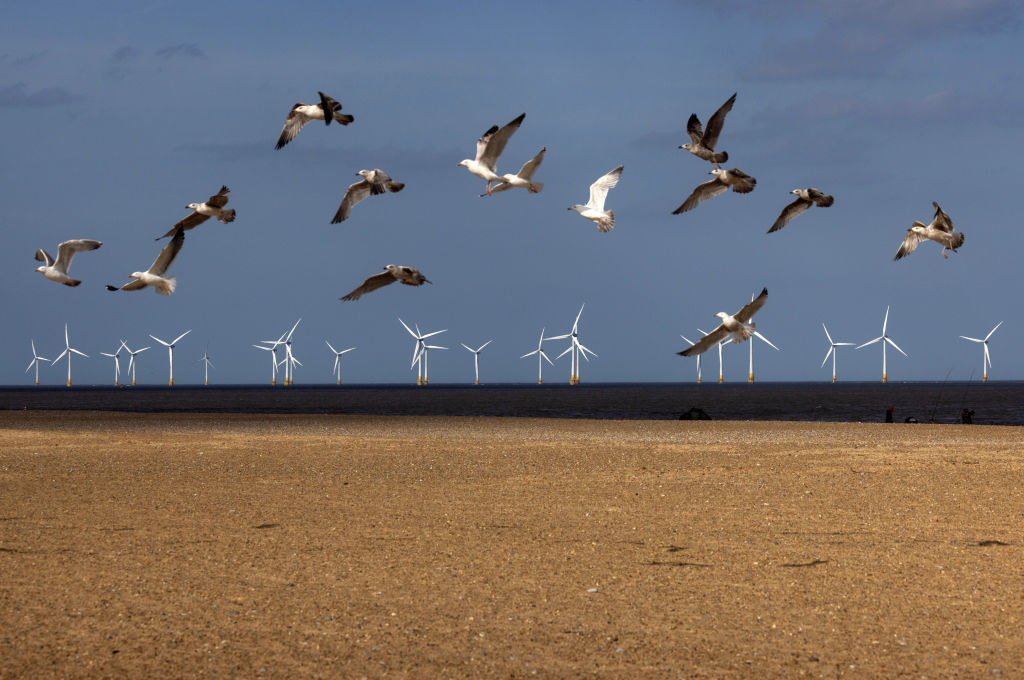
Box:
942;247;949;259
485;181;494;196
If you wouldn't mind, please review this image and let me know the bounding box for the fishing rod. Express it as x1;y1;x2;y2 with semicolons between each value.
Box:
928;368;953;424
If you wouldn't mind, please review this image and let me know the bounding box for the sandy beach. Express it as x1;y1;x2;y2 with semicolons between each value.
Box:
1;412;1022;678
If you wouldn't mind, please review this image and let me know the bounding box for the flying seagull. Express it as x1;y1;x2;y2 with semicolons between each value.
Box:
895;201;964;260
275;91;354;149
331;169;405;224
568;165;623;232
457;113;526;195
157;186;235;239
340;265;431;301
768;188;835;233
673;167;756;215
34;239;102;287
107;227;185;295
485;147;545;195
679;92;736;167
679;288;768;357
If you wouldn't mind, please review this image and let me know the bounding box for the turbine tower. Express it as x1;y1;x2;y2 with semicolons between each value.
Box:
460;340;493;385
521;328;553;384
549;305;596;385
253;336;284;385
680;335;701;383
821;324;856;383
149;329;192;386
697;327;730;383
743;291;780;383
856;306;906;383
123;342;150;386
26;340;49;386
199;348;214;386
326;341;356;385
52;324;87;387
414;340;447;384
281;319;302;386
99;341;125;386
959;321;1002;382
398;318;446;385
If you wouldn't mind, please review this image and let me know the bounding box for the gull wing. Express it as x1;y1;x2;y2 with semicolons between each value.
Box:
53;239;101;273
807;188;834;206
726;168;757;193
148;227;185;275
586;165;623;210
340;271;395;301
685;113;704;145
331;179;373;224
701;92;736;151
205;186;230;209
516;147;546;180
679;324;730;357
166;209;211;236
931;201;954;233
672;177;727;214
34;248;55;267
734;288;768;323
476;113;525;171
275;103;313;149
768;197;812;233
106;279;148;292
894;228;925;260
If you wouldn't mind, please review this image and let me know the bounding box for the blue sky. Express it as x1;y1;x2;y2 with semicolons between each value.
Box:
3;0;1022;385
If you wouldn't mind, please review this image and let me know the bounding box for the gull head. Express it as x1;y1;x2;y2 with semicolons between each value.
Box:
709;168;725;179
790;189;800;195
186;202;200;210
714;312;729;320
34;266;46;274
568;205;584;213
457;159;470;168
679;143;692;151
130;271;144;280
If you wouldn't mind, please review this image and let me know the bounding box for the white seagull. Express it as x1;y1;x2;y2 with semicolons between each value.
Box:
486;147;545;195
107;226;185;295
157;186;234;239
673;167;756;214
275;91;354;149
768;188;834;233
34;239;102;287
331;169;405;223
894;201;964;260
679;288;768;357
340;264;431;301
568;165;623;232
679;92;736;167
457;113;525;195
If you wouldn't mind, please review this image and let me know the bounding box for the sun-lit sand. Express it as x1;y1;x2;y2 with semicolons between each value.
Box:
2;412;1023;678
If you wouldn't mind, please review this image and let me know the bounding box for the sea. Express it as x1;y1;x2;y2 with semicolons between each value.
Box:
2;382;1022;425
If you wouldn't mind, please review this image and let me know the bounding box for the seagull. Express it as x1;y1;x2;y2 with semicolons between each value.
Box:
156;186;235;239
672;167;756;215
340;265;431;301
457;113;525;195
331;169;405;224
895;201;965;260
485;147;545;195
768;188;835;233
274;91;354;149
33;239;102;287
107;227;185;295
679;288;768;357
568;165;623;232
679;93;736;168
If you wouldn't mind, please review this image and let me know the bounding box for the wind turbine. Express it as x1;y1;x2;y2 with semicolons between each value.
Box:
549;305;596;385
326;341;356;385
281;319;302;386
52;324;87;387
960;321;1002;382
821;324;856;383
413;337;447;384
521;328;554;384
697;327;730;383
199;348;214;386
253;332;285;385
679;335;702;383
123;342;149;386
856;306;907;383
398;318;446;385
99;341;125;386
460;340;492;385
26;340;49;386
149;329;192;386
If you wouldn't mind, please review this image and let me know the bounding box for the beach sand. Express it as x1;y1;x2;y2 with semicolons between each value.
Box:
1;412;1022;678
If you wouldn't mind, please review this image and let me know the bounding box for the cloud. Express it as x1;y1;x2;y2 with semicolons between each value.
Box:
155;43;207;60
0;82;83;107
111;46;141;63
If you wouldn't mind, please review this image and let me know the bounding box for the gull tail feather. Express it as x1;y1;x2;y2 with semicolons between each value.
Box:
528;181;543;193
157;277;177;295
711;151;728;164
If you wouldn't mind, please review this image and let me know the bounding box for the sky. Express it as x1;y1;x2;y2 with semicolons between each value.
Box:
2;0;1023;386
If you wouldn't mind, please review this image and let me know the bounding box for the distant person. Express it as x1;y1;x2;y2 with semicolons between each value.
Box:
885;406;894;423
961;408;975;425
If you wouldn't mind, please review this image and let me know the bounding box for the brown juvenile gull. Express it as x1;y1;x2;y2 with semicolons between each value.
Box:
107;227;185;295
894;201;965;260
679;93;736;167
673;167;756;214
679;288;768;357
768;188;835;233
331;169;405;224
340;265;431;301
486;147;545;195
157;186;235;239
457;113;525;195
568;165;623;232
275;91;354;149
34;239;102;287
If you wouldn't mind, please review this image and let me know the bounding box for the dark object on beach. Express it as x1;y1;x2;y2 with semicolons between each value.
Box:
885;406;894;423
961;408;975;424
904;416;919;423
679;407;711;421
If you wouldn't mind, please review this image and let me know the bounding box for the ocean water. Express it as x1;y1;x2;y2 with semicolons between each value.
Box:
2;382;1021;425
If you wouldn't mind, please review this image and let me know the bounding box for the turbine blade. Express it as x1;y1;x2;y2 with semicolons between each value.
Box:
753;331;780;350
680;335;694;346
285;318;302;341
52;349;68;364
421;329;447;339
541;351;553;366
960;336;982;343
886;337;908;357
70;349;88;357
555;346;572;360
398;318;417;338
150;335;171;347
325;340;337;354
520;350;538;359
984;344;992;369
460;343;473;352
821;346;834;367
856;336;883;349
171;329;192;345
985;321;1003;341
822;323;833;345
477;340;493;352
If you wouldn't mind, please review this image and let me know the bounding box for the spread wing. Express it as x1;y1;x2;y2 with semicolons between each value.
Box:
166;210;211;236
205;186;230;208
701;92;736;151
807;188;834;206
517;147;546;180
672;177;727;214
586;165;623;210
275;103;312;150
148;227;185;275
340;271;395;301
107;279;148;292
331;180;373;224
34;249;55;267
894;228;925;260
54;239;101;273
734;288;768;323
685;113;703;145
679;325;729;356
768;197;812;233
931;201;954;233
476;113;525;171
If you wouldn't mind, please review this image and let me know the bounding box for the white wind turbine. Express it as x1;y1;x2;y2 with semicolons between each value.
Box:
821;324;856;383
959;321;1002;382
326;341;356;385
549;305;596;385
199;348;214;386
414;338;447;384
26;340;49;386
521;328;554;384
739;290;780;383
253;331;285;385
679;334;702;383
697;327;731;383
149;329;191;386
52;324;87;387
856;306;907;383
460;340;493;385
123;342;149;386
399;318;446;385
281;319;302;386
99;341;126;386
